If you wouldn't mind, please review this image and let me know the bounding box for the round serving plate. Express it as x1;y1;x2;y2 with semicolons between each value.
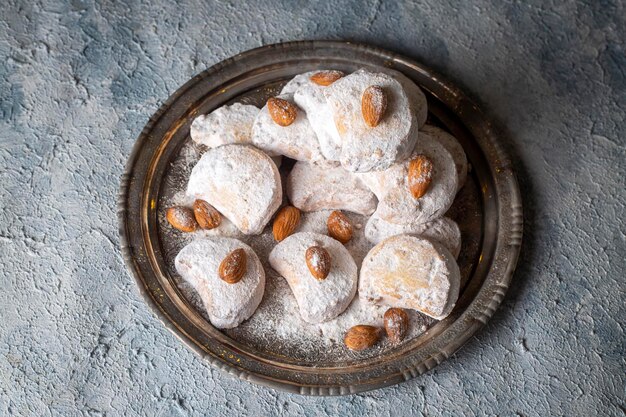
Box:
118;41;522;395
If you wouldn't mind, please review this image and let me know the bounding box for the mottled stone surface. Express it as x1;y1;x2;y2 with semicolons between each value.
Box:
1;1;624;415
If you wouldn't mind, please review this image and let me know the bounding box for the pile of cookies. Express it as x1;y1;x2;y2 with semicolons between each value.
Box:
166;68;467;351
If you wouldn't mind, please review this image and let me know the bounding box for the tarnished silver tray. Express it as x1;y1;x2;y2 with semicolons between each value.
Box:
118;41;522;395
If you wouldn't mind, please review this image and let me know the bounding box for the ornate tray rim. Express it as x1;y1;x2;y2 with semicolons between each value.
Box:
118;40;522;396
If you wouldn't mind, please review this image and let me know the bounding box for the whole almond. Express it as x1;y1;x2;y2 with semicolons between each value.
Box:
267;97;297;127
361;85;387;127
327;210;353;244
310;70;345;86
384;308;409;344
218;248;247;284
166;206;197;232
305;246;331;280
344;325;382;351
408;154;433;199
272;206;301;241
193;199;221;230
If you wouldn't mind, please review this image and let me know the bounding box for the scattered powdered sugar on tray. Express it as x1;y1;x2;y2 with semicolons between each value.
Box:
157;128;480;363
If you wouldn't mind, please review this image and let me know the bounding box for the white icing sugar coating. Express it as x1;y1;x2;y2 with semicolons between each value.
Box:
357;132;458;225
323;69;418;172
251;93;325;162
175;238;265;329
280;72;313;95
287;161;377;215
269;232;358;323
382;68;428;128
291;71;343;160
186;144;282;235
365;213;461;258
359;235;460;319
190;103;259;148
420;124;468;192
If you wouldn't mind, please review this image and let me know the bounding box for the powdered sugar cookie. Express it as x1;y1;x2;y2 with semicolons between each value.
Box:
357;133;458;225
290;71;343;160
269;232;358;323
175;238;265;329
190;103;259;149
359;235;460;320
187;145;282;235
251;94;325;162
421;124;467;191
287;161;377;215
323;69;418;172
365;213;461;258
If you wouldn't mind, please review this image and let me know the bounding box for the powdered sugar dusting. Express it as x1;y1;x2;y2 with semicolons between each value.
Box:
357;132;458;226
307;247;328;271
270;233;357;323
289;71;343;160
333;211;352;230
187;144;282;234
168;206;196;228
409;156;433;187
365;214;462;258
190;103;259;148
421;124;468;191
287;161;377;215
365;85;386;112
324;69;418;172
359;235;460;319
175;237;265;329
251;93;325;162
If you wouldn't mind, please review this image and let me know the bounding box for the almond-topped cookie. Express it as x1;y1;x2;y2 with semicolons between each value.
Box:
287;161;377;216
365;213;462;258
175;238;265;329
190;103;260;149
269;232;358;323
251;93;325;162
359;235;460;320
357;131;458;226
186;144;282;235
288;71;344;161
323;69;419;172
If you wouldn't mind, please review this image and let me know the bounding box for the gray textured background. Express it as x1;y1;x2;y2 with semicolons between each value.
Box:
1;0;624;415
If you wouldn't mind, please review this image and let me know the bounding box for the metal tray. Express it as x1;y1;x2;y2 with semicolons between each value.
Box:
118;41;522;395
